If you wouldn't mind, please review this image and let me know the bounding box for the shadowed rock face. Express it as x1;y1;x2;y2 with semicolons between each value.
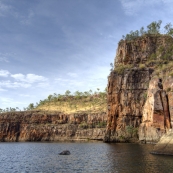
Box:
0;111;107;142
104;35;173;143
151;129;173;155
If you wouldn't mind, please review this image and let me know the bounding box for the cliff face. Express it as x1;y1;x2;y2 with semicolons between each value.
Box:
105;35;173;142
139;77;173;142
0;111;107;142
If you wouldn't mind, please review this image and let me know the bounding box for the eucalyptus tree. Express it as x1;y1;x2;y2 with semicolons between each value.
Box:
27;103;34;110
147;20;162;35
65;90;71;97
140;26;145;36
164;23;173;36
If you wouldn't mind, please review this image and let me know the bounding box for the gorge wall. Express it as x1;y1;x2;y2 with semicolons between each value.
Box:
104;35;173;143
0;111;107;142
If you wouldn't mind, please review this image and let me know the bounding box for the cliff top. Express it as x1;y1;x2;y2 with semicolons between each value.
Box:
0;90;107;114
112;21;173;77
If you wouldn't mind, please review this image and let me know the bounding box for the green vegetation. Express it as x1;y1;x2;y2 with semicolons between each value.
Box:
114;64;133;74
125;126;138;138
143;93;147;101
79;122;88;129
121;20;173;41
0;89;107;114
0;107;20;113
116;20;173;78
79;121;107;129
139;63;145;70
34;89;107;114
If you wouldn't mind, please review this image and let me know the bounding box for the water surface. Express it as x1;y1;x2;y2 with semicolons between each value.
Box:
0;142;173;173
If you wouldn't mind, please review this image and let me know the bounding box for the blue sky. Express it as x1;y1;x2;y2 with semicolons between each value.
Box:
0;0;173;109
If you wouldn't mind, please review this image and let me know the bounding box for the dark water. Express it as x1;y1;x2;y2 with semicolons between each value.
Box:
0;142;173;173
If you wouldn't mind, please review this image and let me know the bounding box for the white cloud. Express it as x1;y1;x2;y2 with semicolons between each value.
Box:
11;73;48;83
0;70;48;91
0;70;10;77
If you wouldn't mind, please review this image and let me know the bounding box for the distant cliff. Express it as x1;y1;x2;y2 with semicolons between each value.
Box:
104;35;173;143
0;111;107;142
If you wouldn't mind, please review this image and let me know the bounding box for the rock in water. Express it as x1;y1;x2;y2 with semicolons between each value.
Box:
59;150;71;155
151;130;173;155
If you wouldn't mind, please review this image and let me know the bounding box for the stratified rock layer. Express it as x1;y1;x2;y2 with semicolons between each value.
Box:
105;35;173;142
0;111;107;142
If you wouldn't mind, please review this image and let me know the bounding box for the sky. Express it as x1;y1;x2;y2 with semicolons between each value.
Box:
0;0;173;109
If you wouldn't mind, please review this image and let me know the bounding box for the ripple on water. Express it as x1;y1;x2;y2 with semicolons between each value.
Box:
0;142;173;173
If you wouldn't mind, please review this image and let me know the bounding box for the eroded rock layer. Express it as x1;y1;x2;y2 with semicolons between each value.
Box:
0;111;107;142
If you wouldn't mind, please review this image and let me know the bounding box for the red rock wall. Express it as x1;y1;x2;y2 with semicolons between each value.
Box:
104;35;173;142
0;111;107;142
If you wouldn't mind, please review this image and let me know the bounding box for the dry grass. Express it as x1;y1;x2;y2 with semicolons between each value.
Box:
36;96;107;114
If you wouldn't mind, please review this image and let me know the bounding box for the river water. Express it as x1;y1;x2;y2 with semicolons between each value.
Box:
0;142;173;173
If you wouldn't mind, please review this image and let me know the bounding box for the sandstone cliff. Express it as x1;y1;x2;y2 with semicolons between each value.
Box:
104;35;173;143
0;111;107;142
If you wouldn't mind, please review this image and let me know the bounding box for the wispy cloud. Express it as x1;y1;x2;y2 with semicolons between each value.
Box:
0;80;31;88
0;57;9;62
67;72;78;78
0;88;7;91
0;0;11;17
20;9;34;25
11;73;48;83
119;0;164;16
0;97;26;107
19;94;35;98
119;0;142;15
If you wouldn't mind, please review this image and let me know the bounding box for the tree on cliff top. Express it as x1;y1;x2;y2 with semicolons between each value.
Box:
122;20;173;41
147;20;162;35
164;23;173;36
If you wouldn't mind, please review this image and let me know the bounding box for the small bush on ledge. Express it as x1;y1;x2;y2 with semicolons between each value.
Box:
114;64;133;75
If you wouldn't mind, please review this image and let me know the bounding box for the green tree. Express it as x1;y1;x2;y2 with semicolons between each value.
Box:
164;23;173;36
65;90;71;96
147;20;162;34
140;26;145;36
48;94;53;102
27;103;34;110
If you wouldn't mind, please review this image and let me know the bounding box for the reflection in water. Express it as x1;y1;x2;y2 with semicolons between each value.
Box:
0;142;173;173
